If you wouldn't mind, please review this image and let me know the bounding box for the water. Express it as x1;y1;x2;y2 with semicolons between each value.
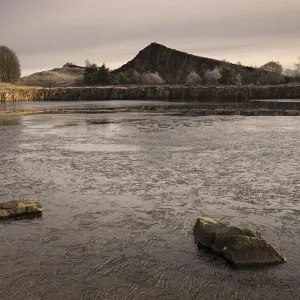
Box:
253;99;300;102
0;101;300;299
0;100;193;112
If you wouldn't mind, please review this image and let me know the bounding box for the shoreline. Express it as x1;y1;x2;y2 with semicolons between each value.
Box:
0;85;300;102
1;107;300;117
1;85;300;116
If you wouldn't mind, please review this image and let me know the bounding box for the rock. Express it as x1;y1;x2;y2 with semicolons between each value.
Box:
0;200;42;219
193;217;286;265
222;236;286;265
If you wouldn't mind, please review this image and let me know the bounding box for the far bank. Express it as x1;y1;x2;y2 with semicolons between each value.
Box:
1;85;300;103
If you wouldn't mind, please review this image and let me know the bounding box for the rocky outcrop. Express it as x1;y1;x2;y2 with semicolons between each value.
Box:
113;43;273;84
0;200;42;219
1;85;300;102
193;217;286;265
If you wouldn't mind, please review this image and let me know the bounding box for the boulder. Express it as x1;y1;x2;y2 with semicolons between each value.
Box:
193;217;286;265
0;200;42;219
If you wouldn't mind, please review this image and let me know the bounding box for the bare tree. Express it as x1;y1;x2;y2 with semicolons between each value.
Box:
283;68;297;77
295;57;300;75
260;61;283;74
186;71;202;84
235;73;243;85
282;58;300;78
0;45;21;83
260;61;284;84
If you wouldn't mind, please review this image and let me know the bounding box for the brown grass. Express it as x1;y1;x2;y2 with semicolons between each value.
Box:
0;82;40;90
286;81;300;86
20;66;84;87
0;82;17;88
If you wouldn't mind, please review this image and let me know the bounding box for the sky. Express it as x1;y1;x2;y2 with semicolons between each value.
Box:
1;0;299;76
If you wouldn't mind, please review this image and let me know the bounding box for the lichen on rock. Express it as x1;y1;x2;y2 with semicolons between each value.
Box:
193;217;286;265
0;200;42;219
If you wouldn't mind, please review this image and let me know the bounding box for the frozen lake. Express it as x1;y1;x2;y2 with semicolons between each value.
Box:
0;101;299;299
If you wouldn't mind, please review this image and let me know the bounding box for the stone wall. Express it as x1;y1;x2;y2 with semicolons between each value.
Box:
1;85;300;103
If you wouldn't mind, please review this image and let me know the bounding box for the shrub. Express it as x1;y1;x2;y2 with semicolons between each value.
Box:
83;61;111;85
235;73;243;85
83;61;98;85
63;62;77;68
219;67;237;84
118;72;128;84
97;64;111;85
141;72;164;85
124;69;141;84
204;68;221;84
186;71;202;84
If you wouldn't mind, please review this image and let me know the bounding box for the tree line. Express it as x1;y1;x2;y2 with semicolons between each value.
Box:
83;60;165;85
82;58;300;86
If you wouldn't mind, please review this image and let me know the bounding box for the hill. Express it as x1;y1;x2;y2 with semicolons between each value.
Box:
21;63;84;87
112;43;269;84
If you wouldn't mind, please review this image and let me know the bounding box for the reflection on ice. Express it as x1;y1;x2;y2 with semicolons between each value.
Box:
64;143;140;152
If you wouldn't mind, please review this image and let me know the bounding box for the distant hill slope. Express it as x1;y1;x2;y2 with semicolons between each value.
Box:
113;42;267;84
21;63;84;87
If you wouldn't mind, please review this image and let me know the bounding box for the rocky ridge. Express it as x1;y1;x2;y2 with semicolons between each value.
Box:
112;43;271;84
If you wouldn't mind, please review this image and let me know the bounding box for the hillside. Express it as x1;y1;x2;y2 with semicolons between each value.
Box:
113;43;269;84
20;43;278;87
21;63;84;87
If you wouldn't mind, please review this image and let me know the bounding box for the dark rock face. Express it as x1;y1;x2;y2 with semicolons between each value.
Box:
0;200;42;219
193;217;286;265
113;43;271;84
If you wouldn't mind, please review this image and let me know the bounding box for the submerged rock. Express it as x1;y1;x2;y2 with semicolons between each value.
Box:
0;200;42;219
193;217;286;265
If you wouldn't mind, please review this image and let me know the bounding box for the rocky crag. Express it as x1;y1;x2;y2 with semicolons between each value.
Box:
113;43;272;84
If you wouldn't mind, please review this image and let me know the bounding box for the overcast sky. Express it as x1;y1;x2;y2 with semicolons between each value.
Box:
1;0;299;76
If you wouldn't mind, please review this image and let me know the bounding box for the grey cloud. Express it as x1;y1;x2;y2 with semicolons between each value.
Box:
1;0;299;75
